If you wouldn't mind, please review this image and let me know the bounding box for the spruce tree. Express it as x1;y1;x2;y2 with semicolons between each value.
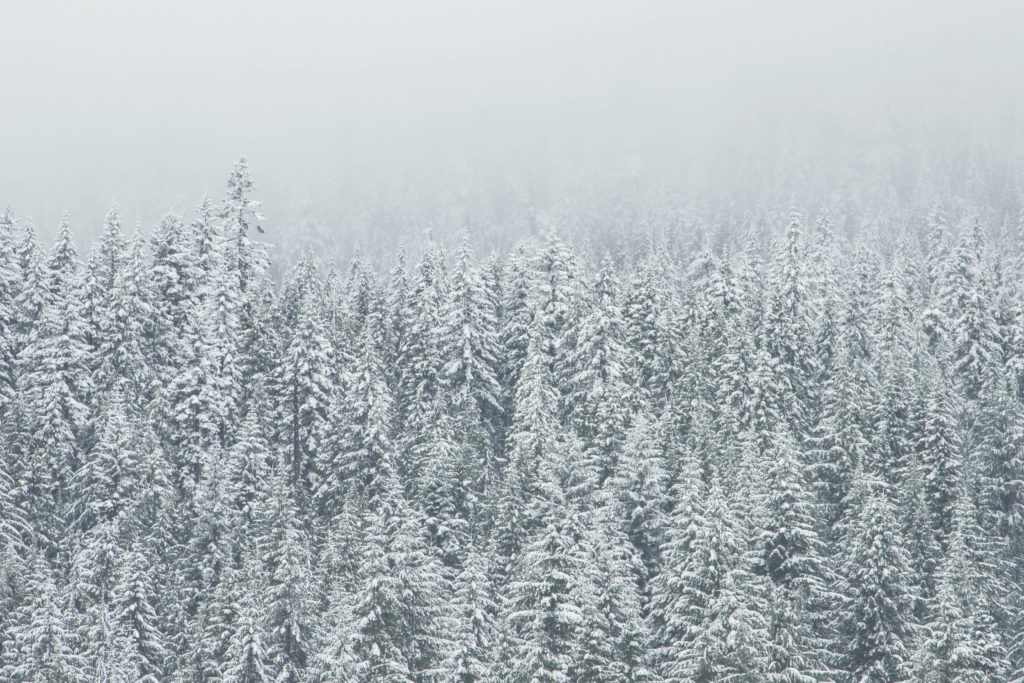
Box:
442;233;504;457
0;207;19;407
913;478;1009;681
113;548;169;681
273;281;334;488
1;553;85;681
260;461;312;683
648;451;769;682
224;564;273;683
315;307;397;517
447;550;499;683
17;214;93;552
349;475;452;681
835;469;917;681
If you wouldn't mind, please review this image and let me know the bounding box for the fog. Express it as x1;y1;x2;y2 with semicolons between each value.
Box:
2;0;1023;261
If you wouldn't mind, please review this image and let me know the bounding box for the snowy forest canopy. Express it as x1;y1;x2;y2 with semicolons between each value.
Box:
1;156;1024;682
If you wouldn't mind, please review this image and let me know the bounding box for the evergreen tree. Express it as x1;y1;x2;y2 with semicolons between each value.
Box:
913;478;1008;681
188;232;244;449
315;307;396;517
0;207;19;406
807;340;875;538
260;462;313;683
607;413;668;591
17;214;93;551
412;406;475;564
567;256;632;484
349;475;452;681
757;427;836;680
762;213;817;436
220;158;265;293
225;409;272;530
447;550;499;683
113;548;169;681
492;315;562;569
914;357;962;541
649;477;769;682
93;230;155;399
623;258;675;415
442;234;504;457
395;243;448;454
1;553;85;681
149;211;199;369
835;470;917;681
570;513;655;683
943;222;1000;401
0;434;31;668
273;280;334;487
501;476;587;683
224;566;273;683
12;220;47;348
976;365;1024;578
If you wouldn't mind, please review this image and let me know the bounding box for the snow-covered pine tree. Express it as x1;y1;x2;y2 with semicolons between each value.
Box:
757;426;836;680
349;474;452;681
491;313;562;571
912;473;1009;681
648;450;769;682
623;256;675;417
93;230;156;401
913;355;962;542
447;549;499;682
220;158;265;294
806;338;876;540
762;212;817;438
569;509;656;683
835;468;918;681
567;255;632;485
442;233;504;461
315;306;397;518
273;275;334;489
395;243;449;463
943;221;1001;402
223;560;273;683
497;246;534;418
975;363;1024;582
1;553;85;681
500;475;587;683
259;460;312;683
70;388;136;534
0;207;19;407
0;434;31;666
192;230;244;449
607;412;668;592
113;548;169;681
81;206;126;367
11;219;47;349
149;211;199;356
16;214;93;553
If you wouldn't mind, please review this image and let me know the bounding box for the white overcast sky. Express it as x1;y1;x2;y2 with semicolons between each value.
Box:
1;1;1022;241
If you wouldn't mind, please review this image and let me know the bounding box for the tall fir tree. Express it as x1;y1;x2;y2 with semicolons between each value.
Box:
835;469;918;681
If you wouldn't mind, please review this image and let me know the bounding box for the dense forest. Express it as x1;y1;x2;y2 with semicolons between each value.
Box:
1;158;1024;681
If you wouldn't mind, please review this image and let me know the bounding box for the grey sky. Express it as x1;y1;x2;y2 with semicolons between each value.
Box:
1;1;1022;247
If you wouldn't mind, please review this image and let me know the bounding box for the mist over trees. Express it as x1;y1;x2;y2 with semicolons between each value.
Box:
1;151;1024;680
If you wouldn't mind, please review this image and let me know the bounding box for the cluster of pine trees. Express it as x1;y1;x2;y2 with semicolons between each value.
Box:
1;160;1023;681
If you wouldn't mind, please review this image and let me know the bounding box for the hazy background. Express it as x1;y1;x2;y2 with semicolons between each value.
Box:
2;1;1023;261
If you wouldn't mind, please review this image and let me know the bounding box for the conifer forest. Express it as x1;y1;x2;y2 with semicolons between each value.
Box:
3;154;1024;681
4;3;1024;682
